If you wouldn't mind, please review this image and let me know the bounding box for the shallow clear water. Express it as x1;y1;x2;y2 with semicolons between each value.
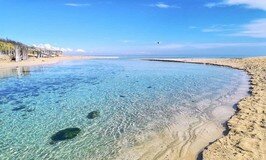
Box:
0;59;249;159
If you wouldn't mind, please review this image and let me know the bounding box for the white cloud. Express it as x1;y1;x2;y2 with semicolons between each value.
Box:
33;44;86;53
202;28;223;32
205;0;266;10
122;40;135;43
204;2;224;8
74;42;266;55
33;44;64;51
201;19;266;38
65;3;90;7
154;42;266;50
149;2;179;9
189;26;198;29
202;24;237;33
155;43;185;49
225;0;266;10
232;18;266;38
76;49;86;53
189;42;266;49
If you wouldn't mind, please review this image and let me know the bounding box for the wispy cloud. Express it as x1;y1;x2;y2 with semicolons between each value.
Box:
204;2;225;8
79;42;266;55
122;40;135;43
201;19;266;38
202;28;223;32
188;26;198;29
76;49;86;53
202;24;237;33
225;0;266;10
232;18;266;38
154;42;266;50
149;2;179;9
205;0;266;11
65;3;90;7
33;44;86;53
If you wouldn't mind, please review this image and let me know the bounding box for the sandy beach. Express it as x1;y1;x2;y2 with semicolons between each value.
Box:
0;55;118;69
147;57;266;160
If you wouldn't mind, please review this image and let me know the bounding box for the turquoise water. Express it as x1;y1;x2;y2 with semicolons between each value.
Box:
0;59;249;159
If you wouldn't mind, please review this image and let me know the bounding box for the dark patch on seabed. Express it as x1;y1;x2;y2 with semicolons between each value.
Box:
9;100;23;105
25;107;35;112
87;110;100;119
50;128;81;144
12;105;26;111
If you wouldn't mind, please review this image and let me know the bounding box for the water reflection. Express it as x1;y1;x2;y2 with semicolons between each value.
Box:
0;66;30;79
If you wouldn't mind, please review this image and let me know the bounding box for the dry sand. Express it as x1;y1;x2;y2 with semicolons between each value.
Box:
147;57;266;160
0;55;118;79
0;55;118;69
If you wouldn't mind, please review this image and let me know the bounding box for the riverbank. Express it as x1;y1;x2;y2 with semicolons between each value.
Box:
146;57;266;160
0;55;118;69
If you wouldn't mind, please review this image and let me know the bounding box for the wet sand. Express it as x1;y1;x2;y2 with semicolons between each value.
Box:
115;115;227;160
146;57;266;160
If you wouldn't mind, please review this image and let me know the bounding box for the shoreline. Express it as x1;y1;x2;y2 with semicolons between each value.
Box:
0;57;246;160
0;55;118;69
145;57;266;160
0;56;264;159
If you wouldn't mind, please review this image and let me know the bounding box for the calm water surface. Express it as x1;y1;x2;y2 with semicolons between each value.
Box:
0;59;249;159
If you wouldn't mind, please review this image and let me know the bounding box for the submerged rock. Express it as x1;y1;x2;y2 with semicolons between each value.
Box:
21;113;28;119
12;105;26;111
87;110;100;119
10;100;23;106
25;107;35;112
50;128;81;143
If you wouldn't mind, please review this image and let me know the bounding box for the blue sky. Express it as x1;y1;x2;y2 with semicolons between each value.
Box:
0;0;266;56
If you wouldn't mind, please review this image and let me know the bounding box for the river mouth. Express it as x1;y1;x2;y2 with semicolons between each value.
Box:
0;59;249;159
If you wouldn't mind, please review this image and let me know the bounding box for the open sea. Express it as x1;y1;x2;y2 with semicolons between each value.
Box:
0;59;249;159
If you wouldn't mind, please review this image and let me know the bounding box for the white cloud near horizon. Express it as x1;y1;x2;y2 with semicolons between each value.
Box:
65;3;90;7
202;19;266;38
76;49;86;53
205;0;266;10
154;42;266;50
232;19;266;38
33;44;86;53
149;2;179;9
87;41;266;55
